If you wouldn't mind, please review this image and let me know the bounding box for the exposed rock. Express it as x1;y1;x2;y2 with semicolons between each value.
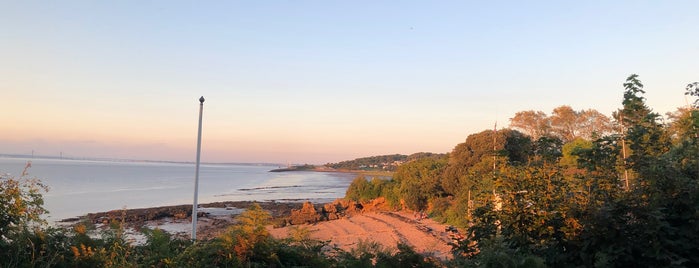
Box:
349;201;364;214
323;202;338;214
289;202;321;225
361;197;388;212
78;201;305;225
337;199;363;215
280;198;392;226
322;203;339;220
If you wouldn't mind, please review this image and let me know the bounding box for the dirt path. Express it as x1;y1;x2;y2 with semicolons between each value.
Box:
268;211;455;260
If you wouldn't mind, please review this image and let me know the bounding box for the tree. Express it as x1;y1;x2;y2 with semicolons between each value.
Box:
560;138;593;169
666;107;698;144
561;76;699;267
509;110;551;140
550;106;613;142
550;105;579;143
686;82;699;108
443;129;532;197
616;74;654;128
615;74;670;183
346;176;371;202
463;164;573;266
531;136;563;164
577;109;613;140
512;106;612;143
345;176;387;203
393;157;447;210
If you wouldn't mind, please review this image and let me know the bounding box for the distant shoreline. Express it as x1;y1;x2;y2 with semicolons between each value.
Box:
268;165;393;177
0;154;281;167
2;154;394;176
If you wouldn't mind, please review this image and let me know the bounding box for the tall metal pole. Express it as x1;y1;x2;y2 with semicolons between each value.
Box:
192;96;205;241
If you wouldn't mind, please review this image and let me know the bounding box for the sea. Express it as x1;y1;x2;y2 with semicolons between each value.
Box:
0;157;357;222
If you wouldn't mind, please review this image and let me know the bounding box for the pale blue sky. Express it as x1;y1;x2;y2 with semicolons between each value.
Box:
1;1;697;163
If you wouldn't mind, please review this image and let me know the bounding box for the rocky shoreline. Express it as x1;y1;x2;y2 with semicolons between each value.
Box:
58;197;461;259
59;198;391;240
64;200;305;225
64;196;391;225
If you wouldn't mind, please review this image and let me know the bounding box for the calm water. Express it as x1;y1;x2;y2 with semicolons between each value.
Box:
0;157;356;221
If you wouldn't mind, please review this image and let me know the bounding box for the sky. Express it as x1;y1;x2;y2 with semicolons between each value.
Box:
1;1;697;164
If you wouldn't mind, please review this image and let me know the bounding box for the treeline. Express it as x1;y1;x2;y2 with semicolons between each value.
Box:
346;75;699;267
326;153;446;171
326;154;408;171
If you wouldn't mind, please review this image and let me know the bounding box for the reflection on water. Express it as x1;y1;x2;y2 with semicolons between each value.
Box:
0;157;356;221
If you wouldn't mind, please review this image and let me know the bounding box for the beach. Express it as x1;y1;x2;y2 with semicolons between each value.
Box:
65;198;460;260
268;211;456;260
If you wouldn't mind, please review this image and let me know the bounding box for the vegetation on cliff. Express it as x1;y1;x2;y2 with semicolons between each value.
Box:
343;75;699;267
325;154;408;171
326;152;447;172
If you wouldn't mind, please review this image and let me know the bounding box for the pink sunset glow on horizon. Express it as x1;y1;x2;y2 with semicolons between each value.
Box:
2;2;696;164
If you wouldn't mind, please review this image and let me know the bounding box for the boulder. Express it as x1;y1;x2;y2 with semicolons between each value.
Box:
323;203;340;220
361;197;388;212
289;202;321;225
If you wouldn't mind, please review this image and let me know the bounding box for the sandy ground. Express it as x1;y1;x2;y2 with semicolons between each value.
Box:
269;211;456;260
66;201;460;260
